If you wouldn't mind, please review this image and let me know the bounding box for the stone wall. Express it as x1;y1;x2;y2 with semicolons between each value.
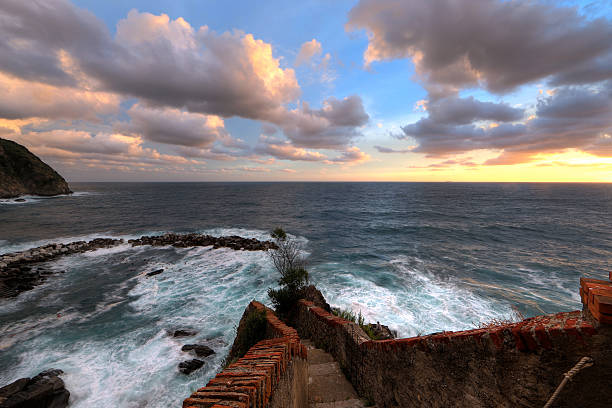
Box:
183;301;308;408
293;276;612;408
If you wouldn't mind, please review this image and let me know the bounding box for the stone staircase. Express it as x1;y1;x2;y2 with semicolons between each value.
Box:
302;339;370;408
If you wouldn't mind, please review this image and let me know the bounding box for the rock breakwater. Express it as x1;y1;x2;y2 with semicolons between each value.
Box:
0;238;123;298
0;233;276;298
128;233;278;251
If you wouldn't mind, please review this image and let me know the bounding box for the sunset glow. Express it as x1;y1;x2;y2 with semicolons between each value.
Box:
0;0;610;182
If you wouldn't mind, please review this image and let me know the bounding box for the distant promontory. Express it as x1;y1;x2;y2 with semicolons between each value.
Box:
0;138;72;199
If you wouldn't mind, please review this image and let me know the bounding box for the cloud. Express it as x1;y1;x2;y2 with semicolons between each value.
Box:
118;104;227;148
427;96;524;125
409;158;479;169
275;95;369;149
16;130;141;156
261;123;278;136
401;83;612;160
347;0;612;94
255;135;370;166
11;129;204;174
295;39;322;66
0;2;369;166
348;0;612;164
255;139;327;161
0;2;300;122
325;146;371;165
374;145;413;154
0;72;120;121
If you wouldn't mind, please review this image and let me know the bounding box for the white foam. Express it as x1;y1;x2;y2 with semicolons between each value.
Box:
0;191;95;206
0;231;157;255
0;240;280;407
317;255;515;338
0;196;41;205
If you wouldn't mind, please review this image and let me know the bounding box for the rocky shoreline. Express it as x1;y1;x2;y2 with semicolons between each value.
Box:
0;233;277;298
0;138;72;199
129;233;277;251
0;369;69;408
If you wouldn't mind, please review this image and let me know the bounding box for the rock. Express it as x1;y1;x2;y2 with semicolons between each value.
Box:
302;285;332;312
0;369;69;408
181;344;215;358
178;359;204;375
172;329;198;338
129;233;277;252
367;322;396;340
13;199;26;203
146;269;164;277
0;238;125;299
0;138;72;199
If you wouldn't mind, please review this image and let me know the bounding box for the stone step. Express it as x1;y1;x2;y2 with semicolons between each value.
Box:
311;399;367;407
303;338;372;408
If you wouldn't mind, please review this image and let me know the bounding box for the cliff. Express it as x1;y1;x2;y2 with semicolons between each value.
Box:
0;138;71;199
187;277;612;407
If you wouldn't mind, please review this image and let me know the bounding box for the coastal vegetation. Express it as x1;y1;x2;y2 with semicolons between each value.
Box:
331;307;382;340
267;227;309;316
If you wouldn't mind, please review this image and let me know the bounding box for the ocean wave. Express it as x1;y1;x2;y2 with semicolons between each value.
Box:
0;191;95;206
316;255;515;338
0;234;281;407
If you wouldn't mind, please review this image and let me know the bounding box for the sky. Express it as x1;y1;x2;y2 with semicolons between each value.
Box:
0;0;611;182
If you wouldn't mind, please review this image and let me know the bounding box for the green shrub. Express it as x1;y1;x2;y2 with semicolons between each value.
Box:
331;307;356;322
331;307;380;340
267;228;309;315
360;323;379;340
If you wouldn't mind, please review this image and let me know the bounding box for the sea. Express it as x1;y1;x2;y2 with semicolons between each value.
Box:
0;182;610;407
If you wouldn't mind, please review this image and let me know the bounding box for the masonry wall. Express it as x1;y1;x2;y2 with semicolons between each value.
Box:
293;276;612;408
184;302;308;408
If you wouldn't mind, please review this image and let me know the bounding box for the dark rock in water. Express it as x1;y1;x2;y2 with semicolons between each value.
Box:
178;359;204;375
13;199;26;203
0;138;72;199
0;232;273;300
172;329;198;338
0;369;69;408
0;238;125;299
181;344;215;358
146;269;164;277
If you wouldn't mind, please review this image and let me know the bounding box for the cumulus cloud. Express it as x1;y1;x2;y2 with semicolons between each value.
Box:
275;95;369;149
11;129;200;173
255;135;371;165
348;0;612;163
427;97;524;125
255;139;327;161
0;1;371;172
325;146;371;165
0;2;300;122
16;130;140;156
295;39;323;66
401;83;612;160
118;104;227;148
0;72;120;121
374;145;413;154
347;0;612;94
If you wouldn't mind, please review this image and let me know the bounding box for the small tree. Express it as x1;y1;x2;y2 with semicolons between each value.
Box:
267;227;309;315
